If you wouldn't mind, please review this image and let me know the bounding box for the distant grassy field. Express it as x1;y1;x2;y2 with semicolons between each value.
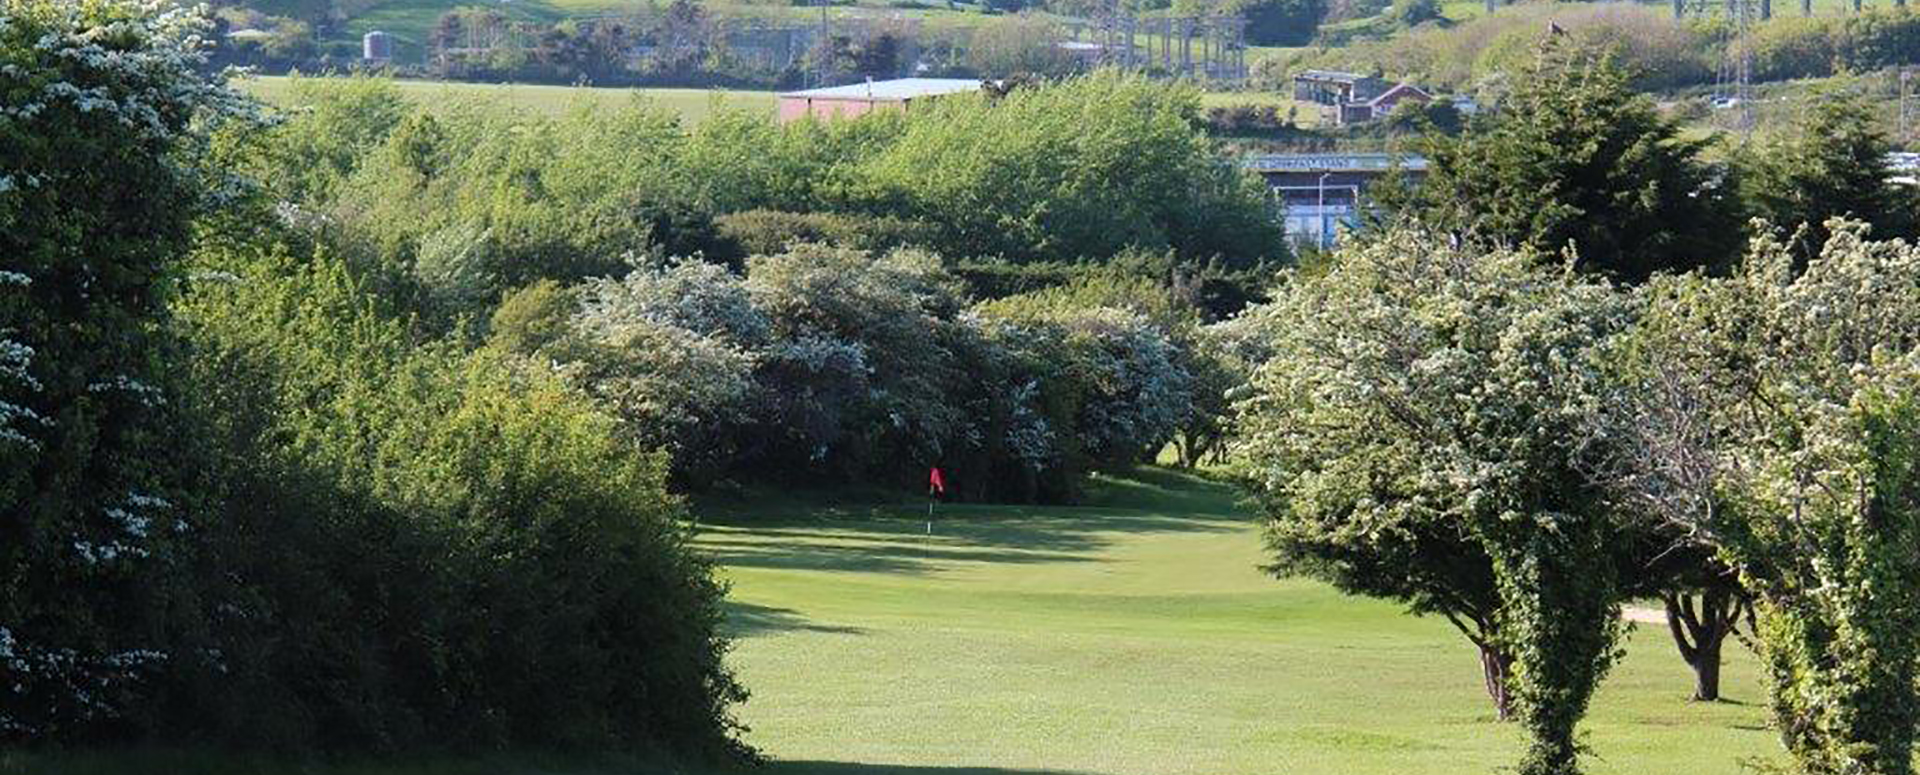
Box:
3;468;1782;775
239;74;778;122
326;0;1016;63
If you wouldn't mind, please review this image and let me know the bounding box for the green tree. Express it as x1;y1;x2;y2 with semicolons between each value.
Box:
1612;222;1920;775
1234;230;1637;775
858;72;1285;269
0;0;252;739
1383;41;1742;282
1739;88;1919;266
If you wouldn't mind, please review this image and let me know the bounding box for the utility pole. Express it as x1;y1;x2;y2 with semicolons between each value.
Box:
1903;68;1913;144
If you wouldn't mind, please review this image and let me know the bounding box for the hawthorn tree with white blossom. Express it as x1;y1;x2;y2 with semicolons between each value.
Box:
1235;231;1637;775
0;0;252;740
1611;222;1920;775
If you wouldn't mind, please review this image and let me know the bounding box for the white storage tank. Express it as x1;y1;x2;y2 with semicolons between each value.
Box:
362;30;392;62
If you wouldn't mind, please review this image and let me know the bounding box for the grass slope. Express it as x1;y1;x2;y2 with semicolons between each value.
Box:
239;74;778;121
3;467;1780;774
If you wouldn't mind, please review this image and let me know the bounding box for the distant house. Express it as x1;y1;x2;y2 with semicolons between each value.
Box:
1292;70;1392;107
777;78;984;123
1337;82;1432;125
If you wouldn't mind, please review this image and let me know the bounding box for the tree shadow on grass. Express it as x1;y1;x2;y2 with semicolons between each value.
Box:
722;601;865;638
691;466;1252;577
698;534;1106;576
757;762;1094;775
1079;466;1248;517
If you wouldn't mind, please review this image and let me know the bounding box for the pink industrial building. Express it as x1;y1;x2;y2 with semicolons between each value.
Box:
776;78;984;123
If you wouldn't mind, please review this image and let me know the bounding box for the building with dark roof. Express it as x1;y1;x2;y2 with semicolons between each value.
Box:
1292;70;1392;107
1293;70;1434;127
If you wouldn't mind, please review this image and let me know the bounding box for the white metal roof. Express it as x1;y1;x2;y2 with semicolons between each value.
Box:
778;78;985;102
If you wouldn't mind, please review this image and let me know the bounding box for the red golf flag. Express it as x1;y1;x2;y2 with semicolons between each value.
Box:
928;467;947;495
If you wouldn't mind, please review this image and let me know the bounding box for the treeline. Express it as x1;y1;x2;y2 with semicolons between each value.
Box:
213;0;1290;85
2;1;1281;756
1229;40;1920;775
1266;2;1920;97
246;70;1277;498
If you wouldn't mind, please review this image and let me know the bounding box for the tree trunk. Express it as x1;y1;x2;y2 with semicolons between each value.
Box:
1664;586;1744;702
1479;643;1515;721
1693;638;1723;701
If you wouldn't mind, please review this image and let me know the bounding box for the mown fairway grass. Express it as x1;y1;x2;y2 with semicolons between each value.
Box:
4;467;1780;775
698;466;1778;775
239;75;778;123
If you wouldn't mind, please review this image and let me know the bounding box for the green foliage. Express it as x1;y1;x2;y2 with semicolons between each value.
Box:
233;74;409;204
541;242;1204;502
1382;41;1741;282
318;91;724;322
1739;87;1919;264
714;209;937;258
856;72;1285;268
1748;8;1920;83
1266;3;1711;94
1240;0;1330;46
167;235;751;759
963;15;1081;77
243;73;1281;314
0;0;253;740
488;280;577;355
1618;224;1920;775
1235;230;1637;774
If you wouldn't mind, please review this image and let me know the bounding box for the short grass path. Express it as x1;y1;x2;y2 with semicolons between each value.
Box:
698;467;1778;775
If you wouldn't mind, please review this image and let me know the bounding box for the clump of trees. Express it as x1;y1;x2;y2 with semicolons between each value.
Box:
1232;39;1920;775
9;7;1281;756
1235;221;1920;775
1738;87;1920;264
518;248;1202;502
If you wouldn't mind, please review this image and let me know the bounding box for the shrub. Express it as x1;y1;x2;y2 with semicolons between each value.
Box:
1268;3;1714;93
0;0;254;741
165;238;752;760
976;296;1194;471
557;260;767;484
715;209;939;258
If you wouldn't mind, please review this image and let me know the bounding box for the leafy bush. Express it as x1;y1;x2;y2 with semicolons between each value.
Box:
558;259;767;484
1615;224;1920;775
165;237;751;759
715;209;938;257
977;286;1195;471
0;0;254;741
